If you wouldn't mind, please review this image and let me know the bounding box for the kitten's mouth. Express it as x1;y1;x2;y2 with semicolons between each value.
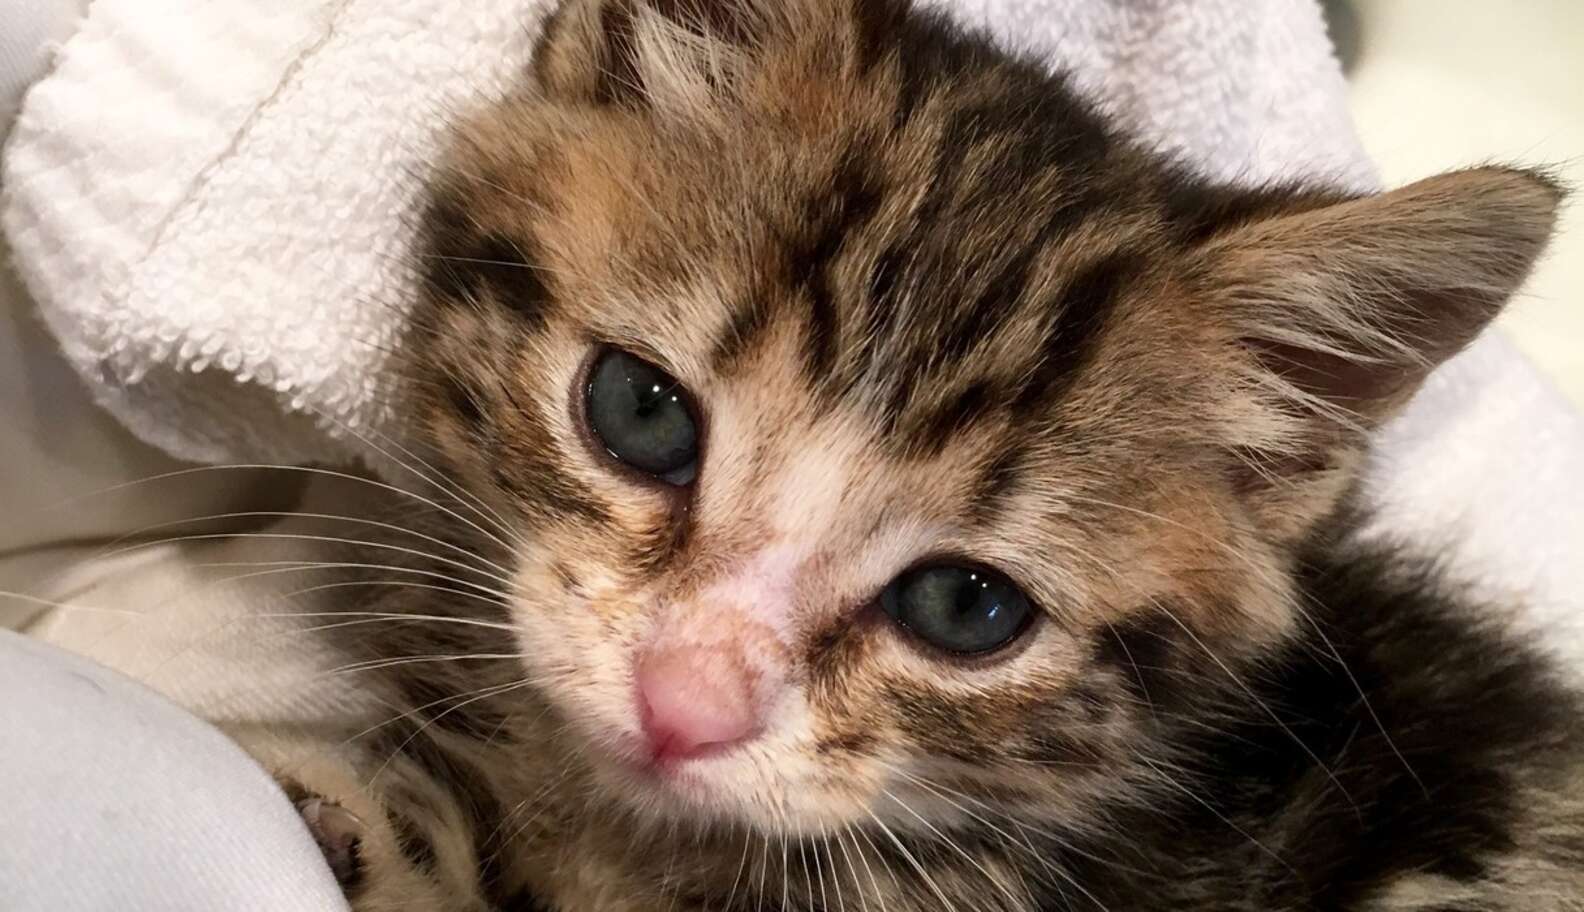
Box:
623;747;733;784
596;730;764;821
593;733;883;840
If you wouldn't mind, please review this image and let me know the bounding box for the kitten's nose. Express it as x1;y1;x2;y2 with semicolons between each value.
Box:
636;646;759;763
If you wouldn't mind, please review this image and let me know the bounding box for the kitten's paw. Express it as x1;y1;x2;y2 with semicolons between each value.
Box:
296;794;366;892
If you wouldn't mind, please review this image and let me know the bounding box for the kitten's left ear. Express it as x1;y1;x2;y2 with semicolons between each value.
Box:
530;0;794;111
1202;166;1562;425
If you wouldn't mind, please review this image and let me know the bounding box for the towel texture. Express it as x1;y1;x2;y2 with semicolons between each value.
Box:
3;0;547;464
3;1;1581;619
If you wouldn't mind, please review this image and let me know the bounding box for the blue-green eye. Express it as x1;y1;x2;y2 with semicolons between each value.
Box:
585;349;699;484
881;564;1033;655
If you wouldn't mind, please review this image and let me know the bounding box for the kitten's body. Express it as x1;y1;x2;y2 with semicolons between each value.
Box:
214;0;1581;909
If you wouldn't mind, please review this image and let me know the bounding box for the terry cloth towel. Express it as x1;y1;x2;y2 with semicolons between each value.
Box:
3;2;1582;620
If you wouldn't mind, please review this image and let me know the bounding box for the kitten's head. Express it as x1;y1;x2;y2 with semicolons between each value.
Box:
407;0;1559;837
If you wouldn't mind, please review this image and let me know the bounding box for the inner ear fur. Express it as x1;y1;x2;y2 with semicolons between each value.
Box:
1188;166;1560;534
1203;166;1561;425
530;0;809;109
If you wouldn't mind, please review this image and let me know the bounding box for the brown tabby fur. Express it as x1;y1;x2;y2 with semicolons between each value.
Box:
233;0;1583;909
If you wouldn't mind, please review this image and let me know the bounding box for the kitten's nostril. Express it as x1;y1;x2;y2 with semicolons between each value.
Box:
636;646;760;763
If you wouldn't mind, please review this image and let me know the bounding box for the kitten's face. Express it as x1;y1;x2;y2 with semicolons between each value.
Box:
407;0;1556;840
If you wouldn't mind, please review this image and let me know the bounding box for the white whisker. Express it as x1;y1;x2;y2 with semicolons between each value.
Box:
106;530;515;590
196;560;513;602
98;509;515;579
40;463;520;556
321;652;524;677
880;788;1022;910
1147;596;1360;818
273;580;513;618
292;395;529;554
863;807;959;912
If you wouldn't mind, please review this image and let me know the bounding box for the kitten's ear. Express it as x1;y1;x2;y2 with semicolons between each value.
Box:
1204;167;1561;426
531;0;782;110
1195;167;1560;534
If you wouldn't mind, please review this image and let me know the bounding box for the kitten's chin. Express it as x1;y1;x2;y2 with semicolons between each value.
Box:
585;743;870;838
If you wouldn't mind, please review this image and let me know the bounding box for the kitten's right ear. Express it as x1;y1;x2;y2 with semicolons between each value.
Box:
1192;166;1560;536
531;0;773;109
1201;166;1562;425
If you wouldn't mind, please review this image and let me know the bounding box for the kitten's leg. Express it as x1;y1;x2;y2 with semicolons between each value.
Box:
224;726;494;912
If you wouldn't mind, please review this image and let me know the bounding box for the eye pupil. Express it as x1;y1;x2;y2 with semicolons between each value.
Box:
881;564;1032;656
585;350;699;484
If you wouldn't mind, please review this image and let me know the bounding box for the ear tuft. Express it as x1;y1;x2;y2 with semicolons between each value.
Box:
530;0;777;111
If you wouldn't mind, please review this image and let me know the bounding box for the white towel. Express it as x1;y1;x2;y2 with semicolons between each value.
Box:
3;0;546;464
3;1;1582;622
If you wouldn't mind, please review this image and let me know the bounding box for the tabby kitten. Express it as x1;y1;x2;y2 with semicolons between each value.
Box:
260;0;1584;909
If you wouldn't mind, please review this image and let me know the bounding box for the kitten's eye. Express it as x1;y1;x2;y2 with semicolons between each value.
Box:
881;564;1033;656
585;349;699;484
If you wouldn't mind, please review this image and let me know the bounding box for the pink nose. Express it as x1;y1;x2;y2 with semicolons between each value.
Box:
636;646;759;763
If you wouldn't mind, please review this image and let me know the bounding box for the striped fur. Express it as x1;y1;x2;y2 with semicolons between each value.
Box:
252;1;1578;909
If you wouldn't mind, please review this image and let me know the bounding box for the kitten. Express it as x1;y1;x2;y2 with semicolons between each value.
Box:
246;0;1583;909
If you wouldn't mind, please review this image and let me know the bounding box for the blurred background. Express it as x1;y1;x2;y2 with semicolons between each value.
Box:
1331;0;1583;405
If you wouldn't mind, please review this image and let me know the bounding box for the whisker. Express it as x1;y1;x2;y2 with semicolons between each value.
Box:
881;761;1137;901
278;612;515;635
834;824;875;912
0;588;144;618
1041;528;1368;835
96;509;515;579
880;788;1024;910
360;677;538;783
105;531;516;593
38;463;520;556
271;580;512;618
1147;596;1360;819
853;821;903;902
1132;751;1300;881
421;253;566;277
862;807;959;912
195;559;513;601
321;652;524;677
291;394;531;554
756;824;771;912
1292;589;1428;799
820;827;846;912
796;837;814;912
1100;619;1155;715
781;831;791;912
495;762;579;851
722;823;753;912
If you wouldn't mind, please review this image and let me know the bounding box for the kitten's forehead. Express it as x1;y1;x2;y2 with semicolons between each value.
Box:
524;89;1183;466
690;348;980;558
415;0;1289;564
423;0;1249;469
422;69;1215;571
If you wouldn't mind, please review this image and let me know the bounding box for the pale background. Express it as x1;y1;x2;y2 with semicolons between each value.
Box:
1339;0;1583;405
